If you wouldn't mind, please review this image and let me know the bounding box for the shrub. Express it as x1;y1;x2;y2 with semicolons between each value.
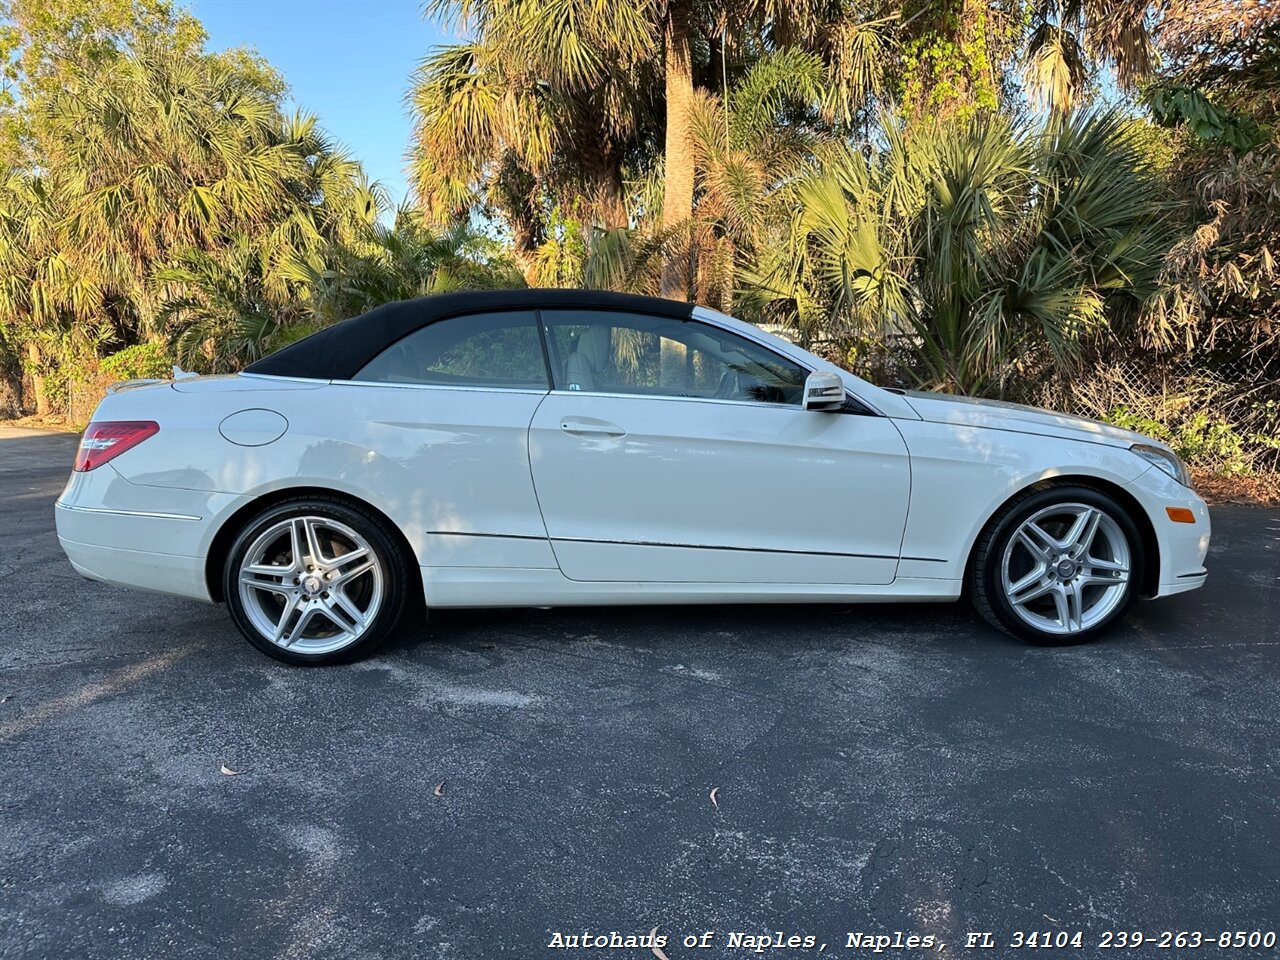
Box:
1106;405;1252;475
99;343;173;382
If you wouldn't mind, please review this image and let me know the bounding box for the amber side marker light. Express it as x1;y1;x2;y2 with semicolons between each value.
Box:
1166;506;1196;524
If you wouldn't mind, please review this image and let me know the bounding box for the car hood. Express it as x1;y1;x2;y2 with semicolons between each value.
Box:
897;389;1154;449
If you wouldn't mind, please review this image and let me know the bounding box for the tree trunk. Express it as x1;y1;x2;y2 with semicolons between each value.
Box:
660;0;695;387
25;341;50;417
590;146;628;231
660;0;695;300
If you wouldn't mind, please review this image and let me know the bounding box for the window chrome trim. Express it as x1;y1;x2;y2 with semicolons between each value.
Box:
55;501;202;522
544;388;803;411
544;387;872;414
332;380;551;395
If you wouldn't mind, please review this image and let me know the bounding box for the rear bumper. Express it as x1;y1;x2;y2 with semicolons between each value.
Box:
57;534;211;602
54;466;247;603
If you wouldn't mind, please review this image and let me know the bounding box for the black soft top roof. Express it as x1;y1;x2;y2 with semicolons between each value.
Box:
242;289;696;381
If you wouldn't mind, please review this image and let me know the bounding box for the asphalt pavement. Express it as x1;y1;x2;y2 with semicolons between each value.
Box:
1;424;1277;960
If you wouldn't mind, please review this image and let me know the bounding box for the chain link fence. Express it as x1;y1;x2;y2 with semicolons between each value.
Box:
826;336;1280;474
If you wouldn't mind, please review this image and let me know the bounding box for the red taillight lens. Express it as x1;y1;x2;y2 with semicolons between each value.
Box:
74;421;159;472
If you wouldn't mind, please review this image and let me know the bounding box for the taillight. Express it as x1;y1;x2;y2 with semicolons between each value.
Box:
74;421;159;472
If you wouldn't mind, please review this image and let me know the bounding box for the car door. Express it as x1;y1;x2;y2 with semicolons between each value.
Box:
529;309;911;584
330;309;556;570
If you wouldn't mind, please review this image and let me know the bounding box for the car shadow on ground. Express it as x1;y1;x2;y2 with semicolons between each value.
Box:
383;599;1036;660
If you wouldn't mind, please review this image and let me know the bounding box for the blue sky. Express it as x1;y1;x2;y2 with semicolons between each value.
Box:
190;0;456;208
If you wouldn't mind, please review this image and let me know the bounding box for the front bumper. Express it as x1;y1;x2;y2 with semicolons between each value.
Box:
1124;465;1211;598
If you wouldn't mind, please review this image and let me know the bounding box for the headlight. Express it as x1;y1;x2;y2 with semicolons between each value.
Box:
1131;443;1191;487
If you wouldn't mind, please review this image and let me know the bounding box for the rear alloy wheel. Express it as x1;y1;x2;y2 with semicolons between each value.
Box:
971;486;1143;645
224;498;411;664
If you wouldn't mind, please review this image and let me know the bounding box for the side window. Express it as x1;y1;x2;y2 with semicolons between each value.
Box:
353;311;548;389
542;310;807;405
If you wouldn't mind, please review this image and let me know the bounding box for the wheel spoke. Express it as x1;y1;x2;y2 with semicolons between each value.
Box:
1050;583;1071;628
1011;577;1055;607
329;545;369;573
303;518;326;565
272;595;303;645
327;589;368;632
244;561;293;578
1065;508;1101;556
289;519;306;567
1017;524;1057;560
281;604;320;647
1079;569;1127;588
329;557;374;588
1008;563;1055;607
241;571;293;597
1087;556;1128;573
1065;583;1084;631
1007;565;1045;597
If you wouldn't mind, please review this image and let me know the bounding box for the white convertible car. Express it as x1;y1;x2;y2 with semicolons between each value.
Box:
55;290;1209;664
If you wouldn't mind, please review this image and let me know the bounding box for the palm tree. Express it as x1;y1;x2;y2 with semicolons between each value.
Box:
410;0;888;296
153;234;305;371
47;43;380;334
287;207;526;326
753;110;1174;394
685;48;834;308
1023;0;1154;113
0;32;383;388
408;0;658;266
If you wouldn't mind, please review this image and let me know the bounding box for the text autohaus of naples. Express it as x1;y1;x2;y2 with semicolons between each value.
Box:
544;929;941;951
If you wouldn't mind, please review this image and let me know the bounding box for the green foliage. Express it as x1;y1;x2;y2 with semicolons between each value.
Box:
0;0;394;390
528;207;588;288
900;6;1005;120
1145;85;1261;149
288;207;526;328
749;110;1175;394
99;341;170;380
408;0;658;251
1106;406;1252;475
1140;0;1280;354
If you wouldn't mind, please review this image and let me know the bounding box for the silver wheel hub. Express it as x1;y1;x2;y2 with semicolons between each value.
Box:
237;515;384;655
1000;502;1131;636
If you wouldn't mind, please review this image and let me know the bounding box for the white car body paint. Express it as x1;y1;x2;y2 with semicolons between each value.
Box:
528;391;910;584
55;305;1210;615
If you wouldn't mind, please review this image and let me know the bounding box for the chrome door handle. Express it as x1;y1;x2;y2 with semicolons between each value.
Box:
560;418;626;437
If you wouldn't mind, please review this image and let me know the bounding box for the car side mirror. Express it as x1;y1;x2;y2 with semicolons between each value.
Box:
803;371;845;412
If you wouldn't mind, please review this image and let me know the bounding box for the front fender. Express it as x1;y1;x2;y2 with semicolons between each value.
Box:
894;420;1149;582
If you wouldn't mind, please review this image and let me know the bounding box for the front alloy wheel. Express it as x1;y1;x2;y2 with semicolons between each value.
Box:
1001;503;1130;635
224;498;411;664
971;486;1144;645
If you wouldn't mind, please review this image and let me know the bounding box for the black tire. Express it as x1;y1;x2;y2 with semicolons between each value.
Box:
222;496;414;665
969;484;1145;646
